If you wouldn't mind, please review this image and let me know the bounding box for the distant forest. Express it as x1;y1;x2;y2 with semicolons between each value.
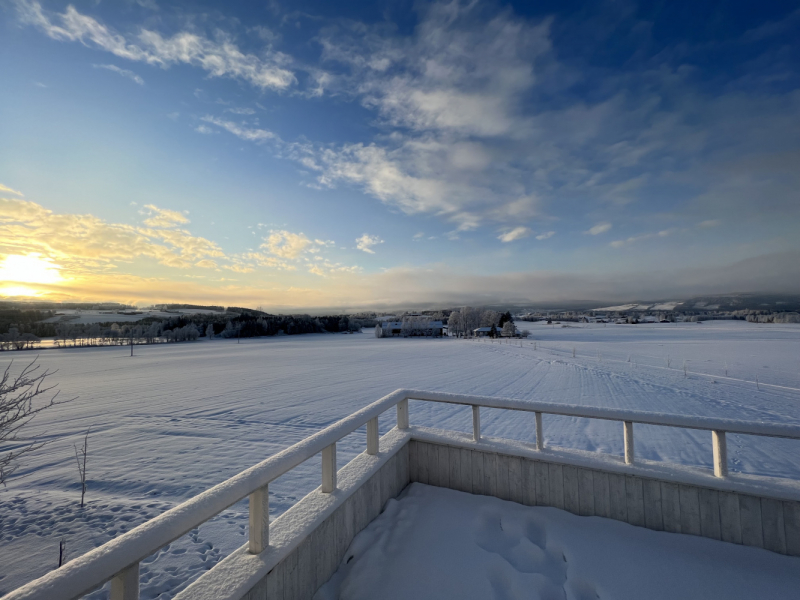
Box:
0;306;382;350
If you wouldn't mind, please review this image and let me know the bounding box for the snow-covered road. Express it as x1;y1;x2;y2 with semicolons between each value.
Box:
2;321;799;597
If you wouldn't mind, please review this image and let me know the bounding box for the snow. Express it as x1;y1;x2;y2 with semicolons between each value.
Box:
594;302;680;311
41;308;223;325
316;483;800;600
2;321;800;597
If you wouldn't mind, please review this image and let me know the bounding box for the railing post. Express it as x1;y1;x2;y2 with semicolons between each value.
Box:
248;484;269;554
712;430;728;478
397;399;409;429
535;412;543;450
367;417;379;455
322;443;337;493
110;563;139;600
472;405;481;441
624;421;634;464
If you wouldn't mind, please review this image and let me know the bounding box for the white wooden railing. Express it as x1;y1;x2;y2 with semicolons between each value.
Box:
7;388;800;600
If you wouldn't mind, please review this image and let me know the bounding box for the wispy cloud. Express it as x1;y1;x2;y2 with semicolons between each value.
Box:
141;204;189;228
0;184;24;197
225;107;256;115
535;231;555;240
586;222;612;235
201;116;278;143
16;0;295;91
498;227;531;243
355;234;384;254
610;228;679;248
195;124;216;135
93;63;144;85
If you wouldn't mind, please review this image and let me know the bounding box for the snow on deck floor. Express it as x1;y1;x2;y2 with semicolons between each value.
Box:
317;483;800;600
1;321;800;597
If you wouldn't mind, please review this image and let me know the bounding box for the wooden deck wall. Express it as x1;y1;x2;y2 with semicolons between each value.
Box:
409;439;800;556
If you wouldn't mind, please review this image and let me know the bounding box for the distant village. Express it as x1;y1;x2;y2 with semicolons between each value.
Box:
374;298;800;340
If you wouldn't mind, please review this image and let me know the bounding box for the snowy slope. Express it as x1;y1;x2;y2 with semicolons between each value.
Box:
1;321;799;597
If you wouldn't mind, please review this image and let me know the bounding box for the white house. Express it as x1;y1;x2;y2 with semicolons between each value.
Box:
376;317;443;338
375;320;403;337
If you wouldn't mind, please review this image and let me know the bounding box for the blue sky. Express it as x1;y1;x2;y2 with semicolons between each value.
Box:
1;0;798;310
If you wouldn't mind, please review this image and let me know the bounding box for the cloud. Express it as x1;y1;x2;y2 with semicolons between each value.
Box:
225;107;256;115
262;230;313;259
16;0;295;91
141;204;189;228
609;228;679;248
241;252;295;271
535;231;555;240
498;227;531;243
586;222;612;235
201;116;278;143
308;259;361;277
0;184;24;196
93;63;144;85
355;233;384;254
291;4;553;230
0;197;224;271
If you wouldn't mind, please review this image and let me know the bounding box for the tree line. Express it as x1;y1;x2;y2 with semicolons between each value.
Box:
0;309;378;351
446;308;514;337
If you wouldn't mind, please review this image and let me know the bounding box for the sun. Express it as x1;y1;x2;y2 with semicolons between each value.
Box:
0;253;64;286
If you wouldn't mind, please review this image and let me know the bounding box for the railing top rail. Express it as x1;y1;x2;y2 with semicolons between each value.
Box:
401;389;800;440
5;389;407;600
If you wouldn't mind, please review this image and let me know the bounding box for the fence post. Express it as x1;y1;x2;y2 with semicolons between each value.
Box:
712;430;728;478
535;412;544;450
248;484;269;554
367;417;379;455
397;399;409;429
472;405;481;441
624;421;634;464
110;563;139;600
322;443;337;493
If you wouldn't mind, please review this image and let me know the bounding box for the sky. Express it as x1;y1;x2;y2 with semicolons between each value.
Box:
1;0;799;311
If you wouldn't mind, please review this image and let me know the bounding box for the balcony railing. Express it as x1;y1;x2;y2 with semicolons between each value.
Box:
7;388;800;600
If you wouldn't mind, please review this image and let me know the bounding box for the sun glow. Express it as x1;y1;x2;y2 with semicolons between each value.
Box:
0;285;43;298
0;254;64;285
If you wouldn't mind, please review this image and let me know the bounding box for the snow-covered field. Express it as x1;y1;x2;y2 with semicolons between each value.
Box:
2;321;800;597
318;483;800;600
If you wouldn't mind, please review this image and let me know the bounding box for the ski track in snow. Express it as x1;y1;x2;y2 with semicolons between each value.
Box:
1;321;800;597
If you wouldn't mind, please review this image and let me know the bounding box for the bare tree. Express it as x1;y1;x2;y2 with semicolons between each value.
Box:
0;358;68;485
74;429;89;507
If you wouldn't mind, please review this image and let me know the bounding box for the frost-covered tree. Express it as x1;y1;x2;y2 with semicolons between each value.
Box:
146;322;161;343
206;324;215;339
502;321;516;337
222;321;235;338
480;310;501;328
0;359;68;484
447;310;463;337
